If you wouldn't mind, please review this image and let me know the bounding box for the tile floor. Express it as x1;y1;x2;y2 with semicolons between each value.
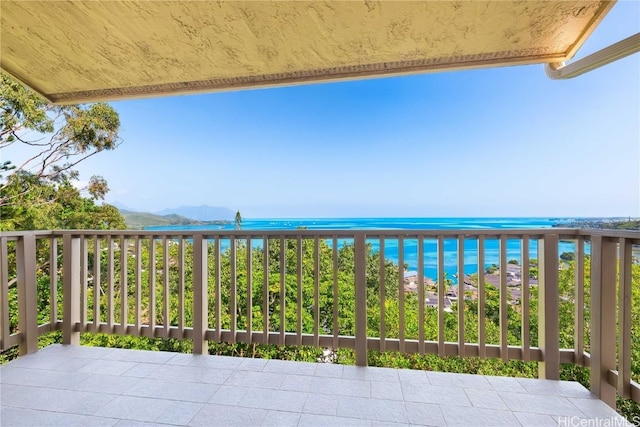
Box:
0;344;632;426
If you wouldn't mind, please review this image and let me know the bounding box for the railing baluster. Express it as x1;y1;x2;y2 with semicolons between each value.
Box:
193;235;208;354
437;235;445;357
355;234;367;366
590;235;616;407
230;236;237;342
93;236;100;330
214;238;221;342
0;237;9;350
499;235;508;362
296;236;303;347
50;237;58;325
521;235;530;362
62;235;80;346
574;237;584;365
135;236;142;334
263;237;269;345
246;237;253;344
332;236;339;350
279;237;285;346
80;236;87;328
178;237;185;334
313;236;320;347
149;237;156;336
398;236;405;354
17;234;38;354
163;237;169;338
418;238;424;355
618;237;632;398
121;236;128;334
538;234;559;380
379;238;386;353
478;236;486;359
107;235;114;330
458;235;465;358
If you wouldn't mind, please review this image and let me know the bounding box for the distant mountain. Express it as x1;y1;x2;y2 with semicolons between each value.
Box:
118;209;230;229
155;205;235;221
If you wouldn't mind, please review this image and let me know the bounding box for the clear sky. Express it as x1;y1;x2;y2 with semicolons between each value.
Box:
17;2;640;218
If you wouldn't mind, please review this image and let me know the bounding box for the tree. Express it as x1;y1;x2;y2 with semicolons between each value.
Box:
1;71;121;207
560;251;575;262
235;210;243;230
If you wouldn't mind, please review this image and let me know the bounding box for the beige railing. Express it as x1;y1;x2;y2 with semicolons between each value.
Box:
1;228;639;408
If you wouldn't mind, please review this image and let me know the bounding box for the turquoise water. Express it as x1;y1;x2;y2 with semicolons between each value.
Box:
146;217;579;282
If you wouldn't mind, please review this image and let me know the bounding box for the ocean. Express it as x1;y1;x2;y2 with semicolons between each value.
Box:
146;217;578;283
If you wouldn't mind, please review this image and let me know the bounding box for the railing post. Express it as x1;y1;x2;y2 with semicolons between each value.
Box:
16;233;38;355
193;235;208;355
538;234;559;379
590;235;617;407
354;234;367;366
63;234;81;345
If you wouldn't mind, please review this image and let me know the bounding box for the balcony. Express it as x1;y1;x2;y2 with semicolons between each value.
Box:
1;228;638;425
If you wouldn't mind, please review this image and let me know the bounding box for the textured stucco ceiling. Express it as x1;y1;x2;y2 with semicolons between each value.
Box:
1;0;614;104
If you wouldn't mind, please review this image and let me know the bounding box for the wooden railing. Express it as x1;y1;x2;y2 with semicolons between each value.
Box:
1;228;639;408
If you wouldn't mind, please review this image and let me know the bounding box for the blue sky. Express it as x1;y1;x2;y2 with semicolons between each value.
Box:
19;2;640;218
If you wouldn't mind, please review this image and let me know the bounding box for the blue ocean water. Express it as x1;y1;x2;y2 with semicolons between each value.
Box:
147;218;579;283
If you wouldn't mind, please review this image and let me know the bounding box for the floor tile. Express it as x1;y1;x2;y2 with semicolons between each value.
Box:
188;403;267;426
343;366;400;383
191;355;244;370
121;362;158;378
209;385;249;406
303;393;339;415
2;385;116;415
404;402;446;426
0;366;66;387
261;409;301;426
298;413;372;426
278;374;311;392
517;378;593;398
398;369;429;384
401;382;471;406
72;373;141;394
514;411;560;426
155;401;204;425
238;387;307;412
315;363;344;378
485;375;527;393
263;359;317;376
372;381;404;401
498;391;586;416
95;395;177;422
237;357;268;371
309;376;371;397
427;371;492;390
124;378;219;402
225;370;286;389
147;364;233;384
442;405;521;426
568;397;628;420
337;396;407;423
0;406;118;426
79;360;139;376
465;388;508;410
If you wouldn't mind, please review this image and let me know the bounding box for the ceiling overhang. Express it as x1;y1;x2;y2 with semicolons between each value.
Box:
1;1;615;104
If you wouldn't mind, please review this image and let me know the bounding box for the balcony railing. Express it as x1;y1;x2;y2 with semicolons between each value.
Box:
1;228;639;410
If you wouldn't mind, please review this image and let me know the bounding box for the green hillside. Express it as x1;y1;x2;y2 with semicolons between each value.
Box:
119;209;229;229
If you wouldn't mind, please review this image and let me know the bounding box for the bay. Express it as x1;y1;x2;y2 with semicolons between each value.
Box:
146;217;580;283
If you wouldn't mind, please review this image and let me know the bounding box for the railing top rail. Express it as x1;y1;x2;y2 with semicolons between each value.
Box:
46;228;582;238
0;230;58;239
3;228;638;240
578;229;640;241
